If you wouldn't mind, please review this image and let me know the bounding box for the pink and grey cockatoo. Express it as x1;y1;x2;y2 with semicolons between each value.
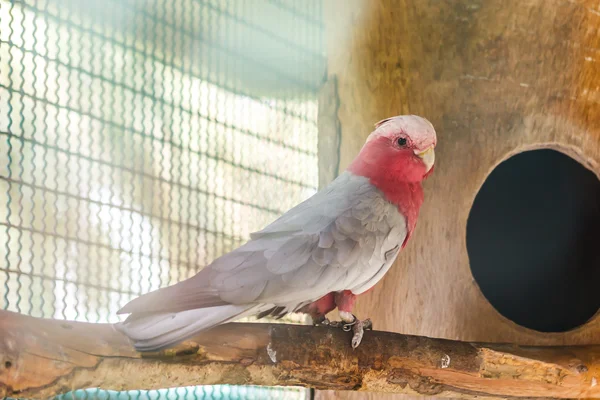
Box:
116;115;437;351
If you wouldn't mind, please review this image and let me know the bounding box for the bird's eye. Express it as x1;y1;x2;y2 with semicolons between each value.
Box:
397;137;407;147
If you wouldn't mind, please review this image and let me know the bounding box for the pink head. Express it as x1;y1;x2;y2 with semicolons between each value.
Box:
348;115;437;184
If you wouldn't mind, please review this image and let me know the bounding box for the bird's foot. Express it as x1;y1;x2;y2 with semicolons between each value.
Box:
350;317;372;349
312;315;331;326
316;314;372;349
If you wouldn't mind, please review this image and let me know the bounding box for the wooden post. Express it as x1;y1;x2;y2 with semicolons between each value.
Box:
1;310;600;399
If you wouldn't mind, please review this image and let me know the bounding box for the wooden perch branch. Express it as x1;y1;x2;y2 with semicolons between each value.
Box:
1;310;600;399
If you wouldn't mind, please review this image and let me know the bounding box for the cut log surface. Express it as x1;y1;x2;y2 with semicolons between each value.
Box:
0;311;599;399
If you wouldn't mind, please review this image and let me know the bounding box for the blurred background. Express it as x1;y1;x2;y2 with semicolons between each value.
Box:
0;0;326;398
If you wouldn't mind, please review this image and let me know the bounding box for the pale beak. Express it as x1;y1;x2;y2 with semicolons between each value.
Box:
415;146;435;172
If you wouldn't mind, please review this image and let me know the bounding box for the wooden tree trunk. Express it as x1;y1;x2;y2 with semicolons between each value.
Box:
1;310;600;399
320;0;600;399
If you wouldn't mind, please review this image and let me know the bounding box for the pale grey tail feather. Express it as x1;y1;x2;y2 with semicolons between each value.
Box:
115;304;259;352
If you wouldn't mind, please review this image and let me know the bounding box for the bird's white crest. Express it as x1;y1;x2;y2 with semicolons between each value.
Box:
367;115;437;151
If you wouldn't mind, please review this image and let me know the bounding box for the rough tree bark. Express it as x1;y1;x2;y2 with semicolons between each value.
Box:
1;310;600;399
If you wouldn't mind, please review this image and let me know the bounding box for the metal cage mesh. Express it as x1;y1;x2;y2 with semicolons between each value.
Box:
0;0;325;398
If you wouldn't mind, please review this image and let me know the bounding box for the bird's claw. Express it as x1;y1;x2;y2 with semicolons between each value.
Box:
314;315;373;349
316;318;344;329
314;317;332;327
316;318;353;330
351;318;372;349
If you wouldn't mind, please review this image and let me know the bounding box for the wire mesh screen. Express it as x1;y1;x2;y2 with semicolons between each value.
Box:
0;0;325;398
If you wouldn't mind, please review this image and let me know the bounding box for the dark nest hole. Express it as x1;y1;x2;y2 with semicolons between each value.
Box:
466;149;600;332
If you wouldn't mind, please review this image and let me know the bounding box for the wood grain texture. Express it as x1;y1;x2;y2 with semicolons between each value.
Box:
2;310;600;399
320;0;600;399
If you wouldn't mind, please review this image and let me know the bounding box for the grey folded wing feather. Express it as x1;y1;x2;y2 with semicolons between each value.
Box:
118;172;407;315
208;171;407;306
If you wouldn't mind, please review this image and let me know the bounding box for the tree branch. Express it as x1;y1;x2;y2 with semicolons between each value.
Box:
1;310;599;399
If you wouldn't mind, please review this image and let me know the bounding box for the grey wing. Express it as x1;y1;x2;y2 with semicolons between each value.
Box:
206;171;408;309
